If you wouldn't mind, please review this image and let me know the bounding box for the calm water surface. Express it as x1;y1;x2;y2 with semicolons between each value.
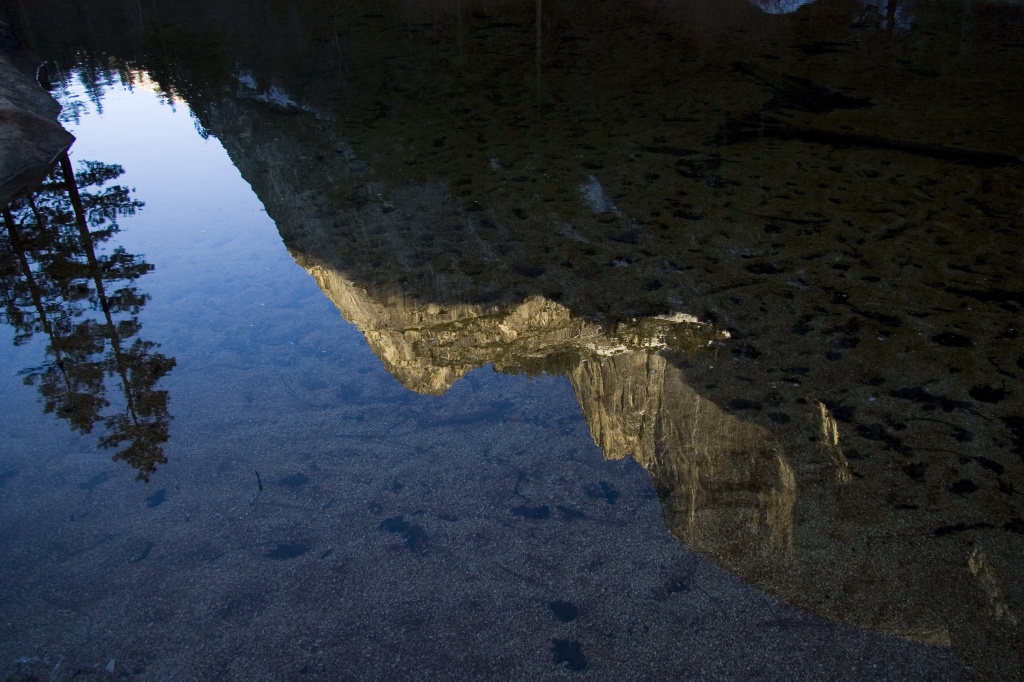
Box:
1;0;1022;679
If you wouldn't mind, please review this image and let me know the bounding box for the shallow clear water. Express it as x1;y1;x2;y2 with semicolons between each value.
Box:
1;0;1023;679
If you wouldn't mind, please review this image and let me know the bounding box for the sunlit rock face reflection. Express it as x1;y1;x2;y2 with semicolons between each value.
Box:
295;240;955;655
570;350;798;557
303;267;715;397
304;253;802;624
8;0;1022;677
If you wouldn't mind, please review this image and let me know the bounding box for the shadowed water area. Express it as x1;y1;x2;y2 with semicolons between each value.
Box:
0;0;1022;679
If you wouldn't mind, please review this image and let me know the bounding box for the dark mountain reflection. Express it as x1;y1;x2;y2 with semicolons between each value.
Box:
4;0;1022;678
0;153;175;480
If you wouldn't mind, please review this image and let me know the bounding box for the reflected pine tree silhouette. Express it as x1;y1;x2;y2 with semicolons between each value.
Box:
0;152;175;480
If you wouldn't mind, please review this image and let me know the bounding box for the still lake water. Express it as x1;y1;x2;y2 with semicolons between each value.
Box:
1;0;1022;679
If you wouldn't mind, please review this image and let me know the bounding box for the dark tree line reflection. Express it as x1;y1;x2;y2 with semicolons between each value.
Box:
0;153;175;480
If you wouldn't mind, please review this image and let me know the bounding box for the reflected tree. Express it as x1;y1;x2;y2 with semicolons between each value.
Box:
0;153;175;480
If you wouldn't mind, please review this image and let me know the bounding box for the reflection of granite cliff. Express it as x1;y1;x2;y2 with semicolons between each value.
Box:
302;254;799;571
571;351;797;557
302;260;718;392
297;246;962;652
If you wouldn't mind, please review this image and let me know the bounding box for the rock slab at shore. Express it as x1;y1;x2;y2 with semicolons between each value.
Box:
0;53;74;205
